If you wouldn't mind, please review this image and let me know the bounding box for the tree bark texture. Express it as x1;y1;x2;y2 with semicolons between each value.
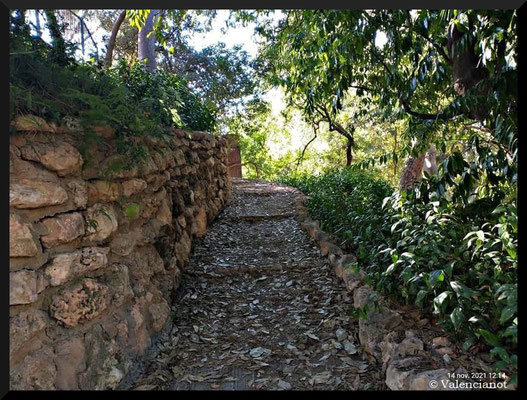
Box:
138;10;159;72
34;10;41;37
399;152;426;190
399;143;440;189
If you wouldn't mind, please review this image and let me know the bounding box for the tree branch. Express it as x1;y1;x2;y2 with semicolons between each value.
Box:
296;120;320;167
315;104;353;140
104;10;126;67
417;31;452;64
371;44;462;121
400;100;462;120
371;47;395;79
69;10;99;59
229;161;261;178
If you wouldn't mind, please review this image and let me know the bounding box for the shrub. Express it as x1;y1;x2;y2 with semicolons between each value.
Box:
282;167;517;383
10;12;216;136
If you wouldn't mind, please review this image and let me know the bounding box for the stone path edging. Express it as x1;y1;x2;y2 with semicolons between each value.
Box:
125;178;387;390
292;191;453;391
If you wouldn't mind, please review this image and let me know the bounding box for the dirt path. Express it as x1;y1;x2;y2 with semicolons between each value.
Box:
127;178;385;390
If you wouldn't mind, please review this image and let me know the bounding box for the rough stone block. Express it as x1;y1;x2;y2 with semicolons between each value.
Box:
103;263;134;306
174;231;192;266
145;171;170;192
66;179;88;209
79;324;122;390
301;220;320;239
10;309;48;355
54;337;86;389
408;369;451;390
40;212;85;248
194;207;207;238
10;269;44;305
44;247;109;286
380;332;424;371
174;149;186;165
151;149;169;171
386;357;451;390
45;252;78;286
342;267;366;293
49;279;110;328
354;285;403;359
84;203;118;242
154;196;172;227
10;179;68;209
10;214;41;257
122;178;147;197
385;357;422;390
138;189;167;219
130;302;151;355
20;141;83;177
138;152;159;177
148;299;170;332
87;180;120;204
10;345;57;390
110;231;139;256
319;240;343;257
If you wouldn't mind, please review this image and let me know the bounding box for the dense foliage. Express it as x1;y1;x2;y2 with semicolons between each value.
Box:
259;9;517;189
260;10;517;382
125;10;257;127
10;10;216;137
282;167;517;382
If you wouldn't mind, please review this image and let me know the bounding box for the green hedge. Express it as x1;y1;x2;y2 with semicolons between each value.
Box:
281;168;517;382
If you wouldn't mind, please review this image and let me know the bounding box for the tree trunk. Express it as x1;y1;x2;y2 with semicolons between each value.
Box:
346;138;353;166
399;152;426;190
104;10;126;67
423;143;438;175
80;15;85;56
447;24;489;121
399;143;439;189
138;10;159;72
34;10;41;37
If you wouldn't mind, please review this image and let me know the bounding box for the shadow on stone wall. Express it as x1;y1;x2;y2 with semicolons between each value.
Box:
9;116;231;389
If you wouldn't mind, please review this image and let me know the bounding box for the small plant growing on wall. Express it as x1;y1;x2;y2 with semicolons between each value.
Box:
124;203;140;221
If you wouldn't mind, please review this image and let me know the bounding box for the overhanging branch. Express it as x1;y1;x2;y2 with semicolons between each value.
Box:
401;100;463;120
371;46;461;121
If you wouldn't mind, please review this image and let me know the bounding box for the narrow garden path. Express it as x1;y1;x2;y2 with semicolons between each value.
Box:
128;178;385;390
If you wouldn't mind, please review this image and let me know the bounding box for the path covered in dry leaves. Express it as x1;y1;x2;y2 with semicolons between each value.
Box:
126;178;384;390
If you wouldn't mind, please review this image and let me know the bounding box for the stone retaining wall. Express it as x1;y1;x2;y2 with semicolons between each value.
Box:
9;117;231;389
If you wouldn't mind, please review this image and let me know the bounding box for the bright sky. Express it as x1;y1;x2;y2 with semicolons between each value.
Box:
188;10;260;56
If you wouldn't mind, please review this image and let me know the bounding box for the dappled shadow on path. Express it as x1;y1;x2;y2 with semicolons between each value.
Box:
126;178;385;390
